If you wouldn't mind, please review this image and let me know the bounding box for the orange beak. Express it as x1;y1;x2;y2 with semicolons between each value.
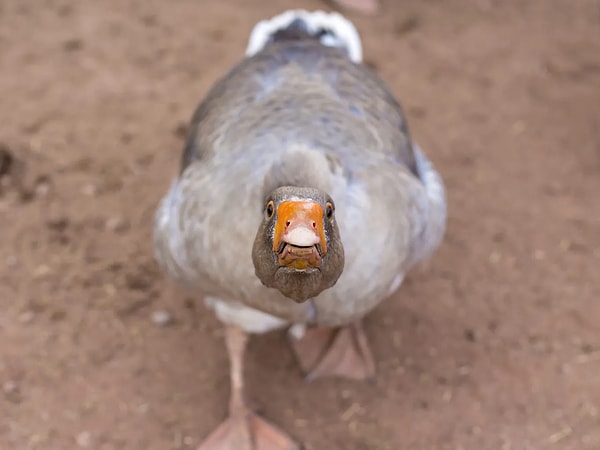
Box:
273;201;327;270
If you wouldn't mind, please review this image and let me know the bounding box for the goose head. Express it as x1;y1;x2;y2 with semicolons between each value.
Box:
252;186;345;303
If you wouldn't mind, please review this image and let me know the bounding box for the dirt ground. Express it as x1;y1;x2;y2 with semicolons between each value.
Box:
1;0;599;449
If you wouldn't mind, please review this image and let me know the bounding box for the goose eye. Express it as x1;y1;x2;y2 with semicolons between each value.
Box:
325;202;334;220
265;201;275;219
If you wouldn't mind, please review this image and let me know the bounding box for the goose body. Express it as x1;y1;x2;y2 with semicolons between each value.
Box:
153;10;446;449
155;17;445;331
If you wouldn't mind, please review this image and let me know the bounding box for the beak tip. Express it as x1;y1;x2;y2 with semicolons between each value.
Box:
283;226;320;247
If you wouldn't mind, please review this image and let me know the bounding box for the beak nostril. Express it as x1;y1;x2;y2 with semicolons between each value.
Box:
312;221;317;229
285;220;291;228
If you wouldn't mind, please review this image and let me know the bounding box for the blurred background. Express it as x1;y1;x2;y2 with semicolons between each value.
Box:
1;0;599;449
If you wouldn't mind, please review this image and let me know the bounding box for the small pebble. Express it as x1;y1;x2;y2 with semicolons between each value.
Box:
75;431;91;447
3;380;18;394
81;183;97;196
488;251;501;264
105;216;129;233
442;390;453;402
152;310;172;326
19;310;35;324
558;240;571;252
33;264;51;278
103;283;117;297
34;180;51;197
3;380;20;402
29;137;43;154
457;365;470;376
137;403;149;414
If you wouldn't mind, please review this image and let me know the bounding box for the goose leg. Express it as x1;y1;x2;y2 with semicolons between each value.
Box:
289;321;376;382
198;324;299;450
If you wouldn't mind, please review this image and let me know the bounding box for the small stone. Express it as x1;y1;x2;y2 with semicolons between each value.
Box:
19;310;35;324
558;240;572;252
105;217;129;233
81;183;97;196
137;403;149;414
489;251;501;264
183;436;194;446
152;310;172;326
457;365;470;376
75;431;91;447
33;264;51;278
442;390;453;402
341;389;352;399
3;380;18;394
3;380;20;402
34;180;51;197
29;137;43;154
103;283;117;296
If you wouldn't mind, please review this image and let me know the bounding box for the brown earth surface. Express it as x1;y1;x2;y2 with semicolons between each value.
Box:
1;0;599;449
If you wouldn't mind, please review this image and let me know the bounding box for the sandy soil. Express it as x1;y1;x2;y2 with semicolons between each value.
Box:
1;0;599;449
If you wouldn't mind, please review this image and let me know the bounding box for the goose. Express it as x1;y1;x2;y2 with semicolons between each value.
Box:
154;10;446;449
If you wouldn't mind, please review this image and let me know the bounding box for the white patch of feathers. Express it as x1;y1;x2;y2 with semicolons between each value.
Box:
288;323;307;340
205;296;289;334
387;273;405;296
246;9;363;63
411;144;447;265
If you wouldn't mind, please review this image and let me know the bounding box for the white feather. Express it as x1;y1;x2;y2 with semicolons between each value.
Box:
387;274;405;296
205;296;289;334
245;9;363;63
410;144;447;266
